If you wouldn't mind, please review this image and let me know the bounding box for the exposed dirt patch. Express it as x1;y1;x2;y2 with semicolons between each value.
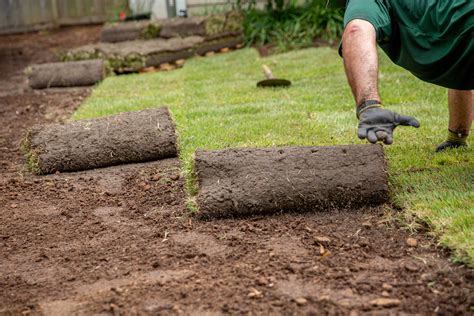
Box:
0;89;91;175
173;232;228;257
0;25;101;97
0;26;473;315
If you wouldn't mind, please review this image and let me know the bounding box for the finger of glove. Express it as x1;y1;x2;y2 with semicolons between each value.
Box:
357;126;368;140
375;130;388;143
396;114;420;128
367;129;378;143
384;132;394;145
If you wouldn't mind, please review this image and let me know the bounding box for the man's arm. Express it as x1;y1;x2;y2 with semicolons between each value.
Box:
342;19;420;144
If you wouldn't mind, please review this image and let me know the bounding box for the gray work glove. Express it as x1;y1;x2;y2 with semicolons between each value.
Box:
357;101;420;145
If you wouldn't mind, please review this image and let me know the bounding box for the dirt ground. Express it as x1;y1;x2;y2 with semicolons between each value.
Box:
0;26;473;316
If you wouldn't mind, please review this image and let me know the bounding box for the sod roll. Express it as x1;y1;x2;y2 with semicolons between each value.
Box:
101;21;159;42
27;60;105;89
195;35;244;55
23;107;177;175
195;145;389;217
159;17;207;38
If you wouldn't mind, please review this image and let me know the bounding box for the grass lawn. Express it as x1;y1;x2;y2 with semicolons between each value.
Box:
74;48;473;264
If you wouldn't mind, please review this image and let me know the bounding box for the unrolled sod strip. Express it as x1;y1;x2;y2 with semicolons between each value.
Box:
195;145;389;217
27;59;105;89
23;107;177;175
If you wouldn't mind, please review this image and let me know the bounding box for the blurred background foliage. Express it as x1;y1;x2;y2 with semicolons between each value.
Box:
237;0;345;53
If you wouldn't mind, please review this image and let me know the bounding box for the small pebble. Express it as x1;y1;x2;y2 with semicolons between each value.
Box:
421;273;435;282
406;237;418;247
370;298;401;307
257;277;267;286
404;260;420;272
247;288;262;299
315;236;331;243
382;283;393;290
294;297;307;306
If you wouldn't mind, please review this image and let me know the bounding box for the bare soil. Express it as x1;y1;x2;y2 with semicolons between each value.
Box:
0;26;473;316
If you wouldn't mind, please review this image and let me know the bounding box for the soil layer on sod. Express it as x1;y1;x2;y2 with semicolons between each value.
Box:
23;107;177;174
100;21;160;43
159;13;242;39
195;35;244;56
195;145;389;217
159;16;207;38
27;59;105;89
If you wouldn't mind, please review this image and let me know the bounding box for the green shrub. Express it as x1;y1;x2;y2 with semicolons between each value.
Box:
239;0;344;52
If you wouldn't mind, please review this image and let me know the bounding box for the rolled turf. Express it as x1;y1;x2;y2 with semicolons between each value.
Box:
159;17;207;38
101;21;160;42
195;145;389;217
23;107;177;175
27;59;105;89
195;34;244;56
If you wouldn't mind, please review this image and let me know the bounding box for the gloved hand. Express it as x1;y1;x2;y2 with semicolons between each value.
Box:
357;101;420;145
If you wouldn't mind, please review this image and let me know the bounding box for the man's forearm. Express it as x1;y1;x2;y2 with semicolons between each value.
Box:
342;19;381;106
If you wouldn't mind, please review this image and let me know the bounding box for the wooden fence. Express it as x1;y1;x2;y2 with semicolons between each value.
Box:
0;0;128;35
0;0;266;34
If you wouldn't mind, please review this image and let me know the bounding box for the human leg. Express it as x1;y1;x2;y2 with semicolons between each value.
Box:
436;89;473;151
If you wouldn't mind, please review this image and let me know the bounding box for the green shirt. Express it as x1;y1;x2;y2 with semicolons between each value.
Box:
342;0;474;89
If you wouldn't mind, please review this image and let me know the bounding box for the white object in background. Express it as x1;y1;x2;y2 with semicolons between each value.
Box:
129;0;155;14
151;0;179;19
175;0;187;17
151;0;169;19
